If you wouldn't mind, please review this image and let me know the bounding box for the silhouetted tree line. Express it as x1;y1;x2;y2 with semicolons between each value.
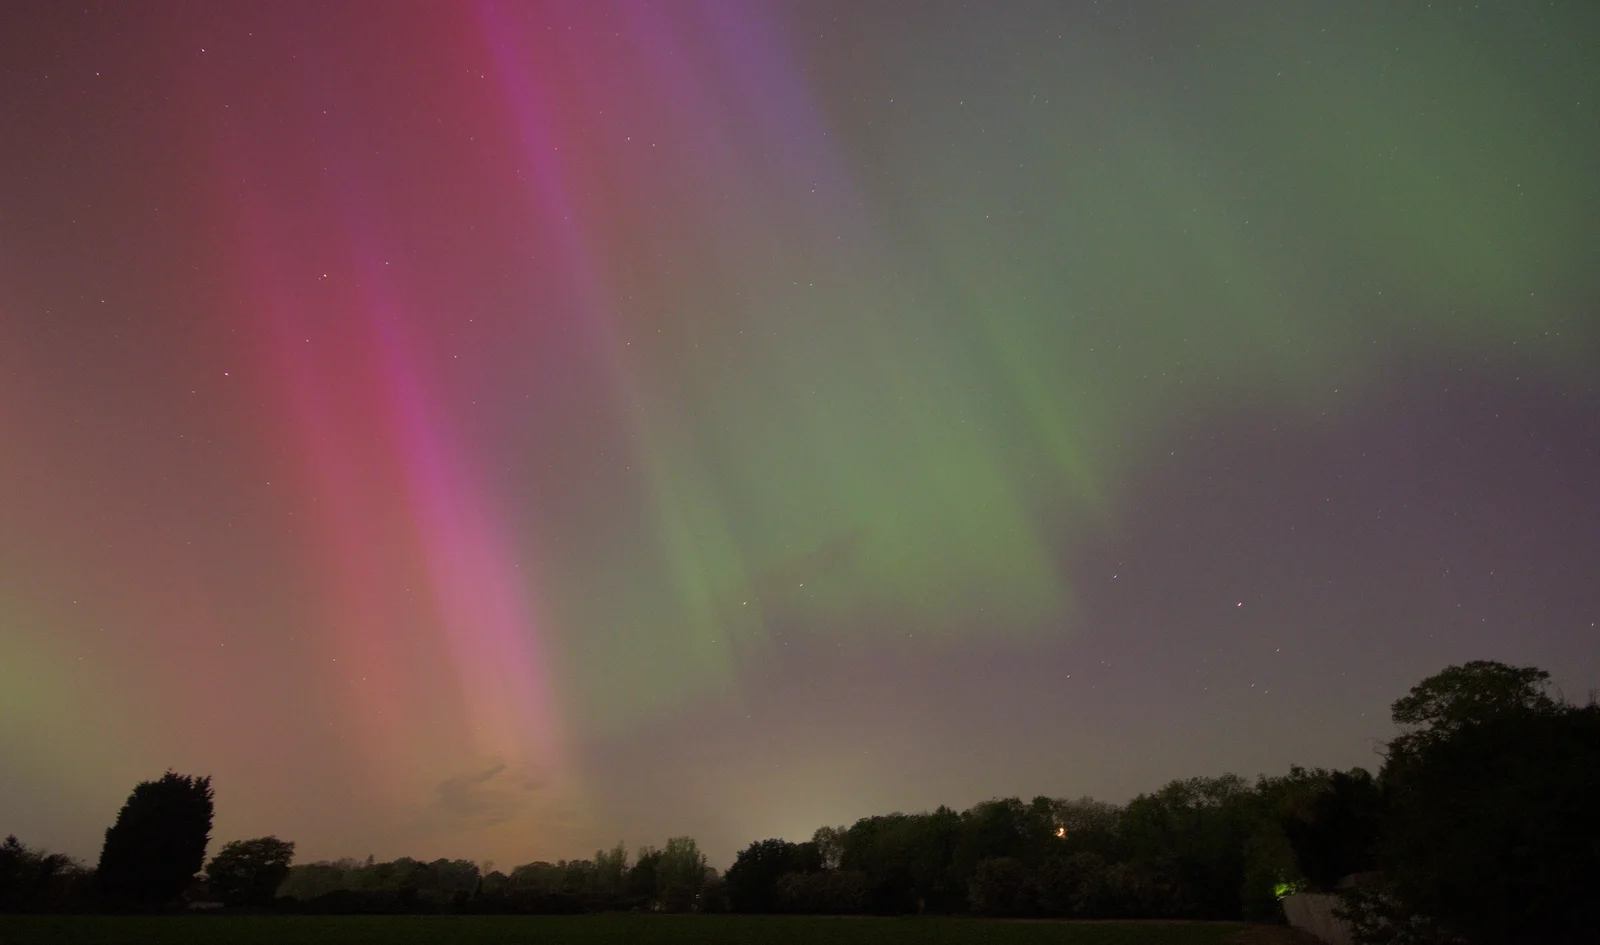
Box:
724;770;1372;921
0;836;95;912
722;660;1599;944
3;660;1596;942
273;836;719;914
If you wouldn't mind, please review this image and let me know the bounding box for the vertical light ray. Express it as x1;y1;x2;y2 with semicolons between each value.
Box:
201;15;571;821
352;246;565;771
477;0;753;693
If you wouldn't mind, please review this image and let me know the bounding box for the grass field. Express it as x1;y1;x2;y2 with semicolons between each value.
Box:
0;915;1271;945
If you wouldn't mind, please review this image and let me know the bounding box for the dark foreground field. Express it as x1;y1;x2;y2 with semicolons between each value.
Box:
0;915;1296;945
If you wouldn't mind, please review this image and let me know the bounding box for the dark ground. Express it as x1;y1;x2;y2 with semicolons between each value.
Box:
0;915;1313;945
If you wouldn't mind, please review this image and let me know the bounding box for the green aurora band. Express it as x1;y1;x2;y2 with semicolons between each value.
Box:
541;3;1597;729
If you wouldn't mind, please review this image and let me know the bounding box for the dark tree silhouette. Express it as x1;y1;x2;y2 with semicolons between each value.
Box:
0;835;90;913
724;838;821;912
627;846;662;907
966;856;1031;916
205;836;295;907
1280;767;1382;891
841;808;963;913
1118;775;1255;919
1388;660;1555;757
97;771;214;908
654;836;709;912
1377;662;1599;944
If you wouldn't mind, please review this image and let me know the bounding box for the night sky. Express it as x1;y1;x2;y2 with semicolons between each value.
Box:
3;1;1598;870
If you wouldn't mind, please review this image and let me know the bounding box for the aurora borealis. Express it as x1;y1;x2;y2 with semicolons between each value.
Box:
3;1;1598;868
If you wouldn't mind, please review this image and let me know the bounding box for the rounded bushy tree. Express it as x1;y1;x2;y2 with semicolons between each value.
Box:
206;836;295;907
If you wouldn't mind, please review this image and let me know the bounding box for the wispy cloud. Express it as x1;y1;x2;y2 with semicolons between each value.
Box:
429;762;546;829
